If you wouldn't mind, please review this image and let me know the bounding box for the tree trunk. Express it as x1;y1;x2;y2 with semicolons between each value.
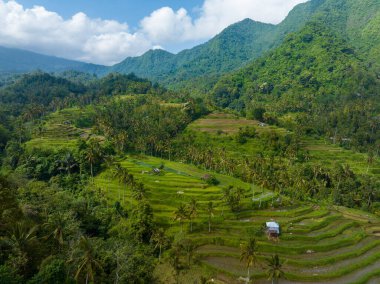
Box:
90;163;93;181
123;184;126;204
208;218;211;233
159;245;162;262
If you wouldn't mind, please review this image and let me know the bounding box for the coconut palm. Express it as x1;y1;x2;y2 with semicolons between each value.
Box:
187;198;198;232
85;140;102;181
206;202;215;233
7;221;38;253
168;244;181;284
68;236;103;284
180;238;196;267
112;164;123;200
43;213;65;247
58;152;77;176
118;168;130;204
151;228;168;261
240;238;259;282
132;182;146;200
266;254;285;284
173;204;188;233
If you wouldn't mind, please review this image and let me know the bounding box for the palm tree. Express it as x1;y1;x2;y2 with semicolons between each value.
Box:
168;244;181;284
240;238;259;282
7;221;38;253
266;254;285;284
187;198;198;232
42;213;65;247
151;228;167;262
69;236;103;284
132;182;146;200
113;165;130;204
206;202;215;233
85;140;101;181
173;204;188;233
367;151;374;173
180;239;196;267
58;152;77;176
103;155;116;206
112;164;123;201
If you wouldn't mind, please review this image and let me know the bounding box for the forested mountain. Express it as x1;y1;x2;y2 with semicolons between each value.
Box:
107;0;380;90
211;21;380;152
0;46;105;74
1;0;378;92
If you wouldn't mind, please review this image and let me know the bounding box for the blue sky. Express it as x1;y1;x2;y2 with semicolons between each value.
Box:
16;0;205;28
0;0;308;64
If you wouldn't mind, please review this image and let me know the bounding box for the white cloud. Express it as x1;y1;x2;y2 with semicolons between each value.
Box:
139;0;308;44
0;0;149;65
0;0;308;65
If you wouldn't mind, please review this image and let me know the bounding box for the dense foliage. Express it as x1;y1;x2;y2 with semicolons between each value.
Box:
105;0;380;91
211;22;380;152
0;71;211;283
95;96;208;155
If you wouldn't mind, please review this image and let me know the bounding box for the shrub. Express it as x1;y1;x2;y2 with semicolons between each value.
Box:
202;174;220;185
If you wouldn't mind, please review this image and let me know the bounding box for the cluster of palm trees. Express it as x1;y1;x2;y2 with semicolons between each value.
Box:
222;185;245;212
173;199;216;233
240;238;285;284
169;135;380;211
168;238;197;284
95;97;191;156
110;163;146;205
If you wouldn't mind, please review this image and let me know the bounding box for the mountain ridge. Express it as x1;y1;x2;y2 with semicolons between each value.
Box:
0;46;105;75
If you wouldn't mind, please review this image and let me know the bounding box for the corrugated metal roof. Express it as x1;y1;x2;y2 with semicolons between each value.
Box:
266;222;280;228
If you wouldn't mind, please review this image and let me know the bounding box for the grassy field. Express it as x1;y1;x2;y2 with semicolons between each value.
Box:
94;154;380;284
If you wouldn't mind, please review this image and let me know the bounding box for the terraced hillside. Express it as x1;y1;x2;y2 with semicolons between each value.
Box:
25;107;95;151
94;155;380;283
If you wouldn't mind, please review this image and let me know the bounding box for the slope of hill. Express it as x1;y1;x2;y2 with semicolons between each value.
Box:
1;0;378;91
211;21;380;152
107;0;380;90
0;46;105;74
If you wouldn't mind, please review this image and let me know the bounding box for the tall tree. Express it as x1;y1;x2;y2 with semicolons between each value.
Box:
68;236;103;284
151;228;168;262
206;202;215;233
266;254;285;284
240;238;259;282
173;204;188;233
187;198;198;232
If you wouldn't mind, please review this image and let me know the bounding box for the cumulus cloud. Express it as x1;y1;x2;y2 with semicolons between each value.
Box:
0;0;149;65
0;0;308;65
140;0;308;43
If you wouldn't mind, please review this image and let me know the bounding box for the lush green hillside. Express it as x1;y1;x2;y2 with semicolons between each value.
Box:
105;0;380;91
312;0;380;74
2;0;378;92
111;49;176;82
0;46;105;74
211;21;380;152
